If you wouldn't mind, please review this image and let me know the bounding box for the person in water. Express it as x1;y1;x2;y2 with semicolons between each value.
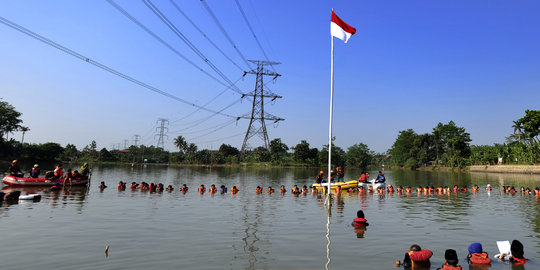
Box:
99;181;107;189
255;186;263;194
8;160;23;177
438;249;461;270
231;186;239;194
292;185;300;194
499;240;527;264
352;210;368;238
198;185;206;193
466;242;491;265
402;244;433;268
166;185;174;192
181;184;188;192
352;210;369;226
375;171;386;183
220;185;227;193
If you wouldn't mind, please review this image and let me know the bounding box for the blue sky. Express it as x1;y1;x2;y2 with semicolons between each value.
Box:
1;0;539;153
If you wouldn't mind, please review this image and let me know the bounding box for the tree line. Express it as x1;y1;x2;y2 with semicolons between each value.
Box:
388;110;540;168
2;99;540;169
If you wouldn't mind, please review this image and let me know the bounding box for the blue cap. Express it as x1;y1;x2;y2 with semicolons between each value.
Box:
468;243;482;254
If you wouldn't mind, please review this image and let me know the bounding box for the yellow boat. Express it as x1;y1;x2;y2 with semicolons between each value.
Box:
312;180;358;190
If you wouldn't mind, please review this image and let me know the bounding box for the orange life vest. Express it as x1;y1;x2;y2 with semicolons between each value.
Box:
407;249;433;262
511;257;527;265
469;252;491;265
353;218;368;226
54;167;64;177
440;264;462;270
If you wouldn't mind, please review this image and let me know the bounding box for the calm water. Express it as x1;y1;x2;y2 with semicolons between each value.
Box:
1;166;538;270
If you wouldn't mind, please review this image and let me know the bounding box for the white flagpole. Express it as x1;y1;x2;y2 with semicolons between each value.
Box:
326;10;335;206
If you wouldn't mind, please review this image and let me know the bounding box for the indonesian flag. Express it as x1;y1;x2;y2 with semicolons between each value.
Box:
331;10;356;43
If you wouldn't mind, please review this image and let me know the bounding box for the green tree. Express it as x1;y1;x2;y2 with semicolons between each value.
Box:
99;148;115;161
269;138;289;161
389;129;419;167
0;100;23;141
219;144;239;157
61;144;79;162
174;136;188;154
218;144;239;163
514;110;540;144
346;143;372;170
319;143;346;167
253;146;271;162
433;121;471;168
292;140;318;164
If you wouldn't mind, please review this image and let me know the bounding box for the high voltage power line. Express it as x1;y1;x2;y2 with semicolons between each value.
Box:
234;0;275;72
168;0;246;72
200;0;252;71
106;0;243;95
142;0;244;95
0;16;243;119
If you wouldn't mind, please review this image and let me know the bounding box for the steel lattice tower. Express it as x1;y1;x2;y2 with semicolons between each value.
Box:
154;118;169;149
241;60;284;154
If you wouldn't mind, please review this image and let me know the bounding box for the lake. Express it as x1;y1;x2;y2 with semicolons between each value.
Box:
1;165;538;269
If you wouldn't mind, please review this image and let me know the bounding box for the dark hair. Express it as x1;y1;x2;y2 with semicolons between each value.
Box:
357;210;365;218
511;240;524;259
445;249;458;266
410;244;421;251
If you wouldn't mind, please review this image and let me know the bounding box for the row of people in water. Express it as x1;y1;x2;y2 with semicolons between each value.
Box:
107;181;314;194
352;211;527;268
356;184;540;195
95;181;540;196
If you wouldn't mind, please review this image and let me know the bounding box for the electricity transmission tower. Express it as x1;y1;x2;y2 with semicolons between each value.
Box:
154;118;169;149
133;134;140;147
241;60;284;154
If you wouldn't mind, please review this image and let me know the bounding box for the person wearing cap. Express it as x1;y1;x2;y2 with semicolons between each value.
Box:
485;184;492;191
8;160;23;177
375;171;386;183
29;164;40;178
466;242;491;265
402;244;433;268
316;171;324;184
498;240;527;264
438;249;462;270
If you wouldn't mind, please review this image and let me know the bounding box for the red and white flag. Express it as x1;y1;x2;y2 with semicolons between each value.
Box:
331;10;356;43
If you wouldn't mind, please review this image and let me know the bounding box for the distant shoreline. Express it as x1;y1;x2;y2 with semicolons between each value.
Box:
468;165;540;174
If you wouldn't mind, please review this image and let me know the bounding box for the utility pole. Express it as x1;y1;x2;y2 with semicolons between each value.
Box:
133;134;140;147
241;60;284;155
154;118;169;149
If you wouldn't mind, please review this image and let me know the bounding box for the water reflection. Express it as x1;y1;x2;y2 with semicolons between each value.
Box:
1;185;88;212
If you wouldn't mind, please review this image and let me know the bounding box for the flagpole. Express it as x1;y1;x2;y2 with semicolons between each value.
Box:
326;9;335;206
